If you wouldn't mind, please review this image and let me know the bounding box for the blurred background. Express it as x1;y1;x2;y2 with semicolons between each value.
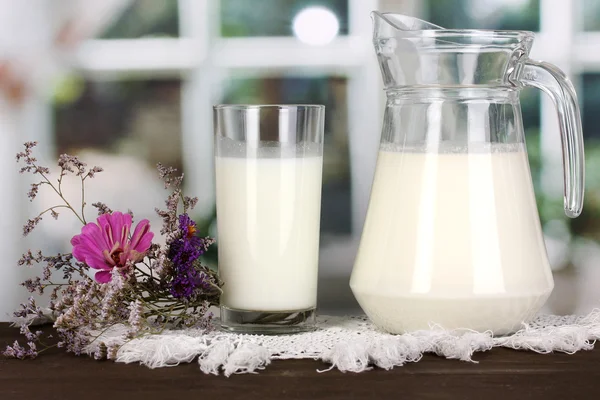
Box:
1;0;600;319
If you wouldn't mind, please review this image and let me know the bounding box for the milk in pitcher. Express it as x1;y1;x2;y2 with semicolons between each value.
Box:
350;143;554;334
356;11;585;335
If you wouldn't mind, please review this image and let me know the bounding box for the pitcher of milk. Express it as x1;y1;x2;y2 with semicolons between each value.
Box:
350;13;585;335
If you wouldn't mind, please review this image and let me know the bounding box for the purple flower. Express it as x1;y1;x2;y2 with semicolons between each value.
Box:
3;340;38;359
168;214;207;299
70;212;154;283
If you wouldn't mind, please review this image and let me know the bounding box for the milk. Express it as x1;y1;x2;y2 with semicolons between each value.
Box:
351;144;553;334
216;155;323;311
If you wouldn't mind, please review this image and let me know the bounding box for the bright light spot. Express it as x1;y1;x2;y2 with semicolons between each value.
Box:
292;7;339;46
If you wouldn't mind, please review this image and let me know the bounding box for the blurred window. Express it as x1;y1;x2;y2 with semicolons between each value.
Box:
424;0;540;31
582;0;600;31
582;73;600;139
100;0;179;39
42;77;183;253
220;0;349;37
51;0;374;242
26;0;600;313
567;73;600;240
521;88;541;134
54;78;183;171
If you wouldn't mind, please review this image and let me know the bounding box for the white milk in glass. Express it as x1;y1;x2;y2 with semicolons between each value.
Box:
350;143;553;334
216;153;322;312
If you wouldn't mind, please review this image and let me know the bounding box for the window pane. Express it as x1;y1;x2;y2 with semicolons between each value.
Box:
220;0;349;37
220;75;351;236
99;0;179;39
54;79;183;170
424;0;540;31
582;74;600;139
47;78;183;253
556;73;600;241
583;0;600;31
531;74;600;251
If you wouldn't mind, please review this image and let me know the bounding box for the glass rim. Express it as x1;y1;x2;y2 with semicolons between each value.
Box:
381;28;535;44
404;29;535;40
373;12;535;41
214;104;325;110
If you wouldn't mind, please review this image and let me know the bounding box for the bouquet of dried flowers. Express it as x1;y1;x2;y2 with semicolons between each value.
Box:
3;142;222;359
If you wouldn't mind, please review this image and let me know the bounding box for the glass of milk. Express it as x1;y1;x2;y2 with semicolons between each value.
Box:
214;104;325;334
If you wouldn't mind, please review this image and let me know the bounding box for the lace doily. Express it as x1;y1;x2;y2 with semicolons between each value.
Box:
87;310;600;376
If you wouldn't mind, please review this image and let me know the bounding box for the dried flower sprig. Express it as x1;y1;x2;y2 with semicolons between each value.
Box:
4;143;222;360
16;141;103;229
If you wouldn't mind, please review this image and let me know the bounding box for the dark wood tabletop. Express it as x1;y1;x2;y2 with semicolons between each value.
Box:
1;323;599;400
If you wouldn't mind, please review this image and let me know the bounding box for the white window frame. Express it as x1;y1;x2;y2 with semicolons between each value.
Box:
534;0;600;199
52;0;600;269
72;0;382;241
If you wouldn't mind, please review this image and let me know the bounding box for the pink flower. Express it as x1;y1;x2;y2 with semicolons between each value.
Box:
71;212;154;283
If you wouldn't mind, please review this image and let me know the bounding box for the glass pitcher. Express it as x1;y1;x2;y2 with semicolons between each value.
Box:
350;13;585;335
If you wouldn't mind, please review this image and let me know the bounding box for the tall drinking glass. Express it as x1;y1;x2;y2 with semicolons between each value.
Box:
214;104;325;334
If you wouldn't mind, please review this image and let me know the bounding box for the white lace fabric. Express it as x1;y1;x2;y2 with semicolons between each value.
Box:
86;311;600;376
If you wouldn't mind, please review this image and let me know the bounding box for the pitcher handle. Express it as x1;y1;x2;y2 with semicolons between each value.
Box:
520;59;585;218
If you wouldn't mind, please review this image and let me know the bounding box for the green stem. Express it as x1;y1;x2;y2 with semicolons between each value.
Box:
134;266;154;279
143;310;187;319
37;205;71;218
87;323;119;348
157;304;177;334
36;166;85;225
80;176;87;224
36;343;58;355
141;260;155;280
205;279;223;295
140;301;185;312
41;283;68;288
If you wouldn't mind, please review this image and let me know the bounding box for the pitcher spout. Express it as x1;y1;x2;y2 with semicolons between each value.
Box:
371;12;534;90
371;11;443;39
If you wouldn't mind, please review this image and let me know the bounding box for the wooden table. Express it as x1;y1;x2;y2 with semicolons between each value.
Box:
1;323;599;400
